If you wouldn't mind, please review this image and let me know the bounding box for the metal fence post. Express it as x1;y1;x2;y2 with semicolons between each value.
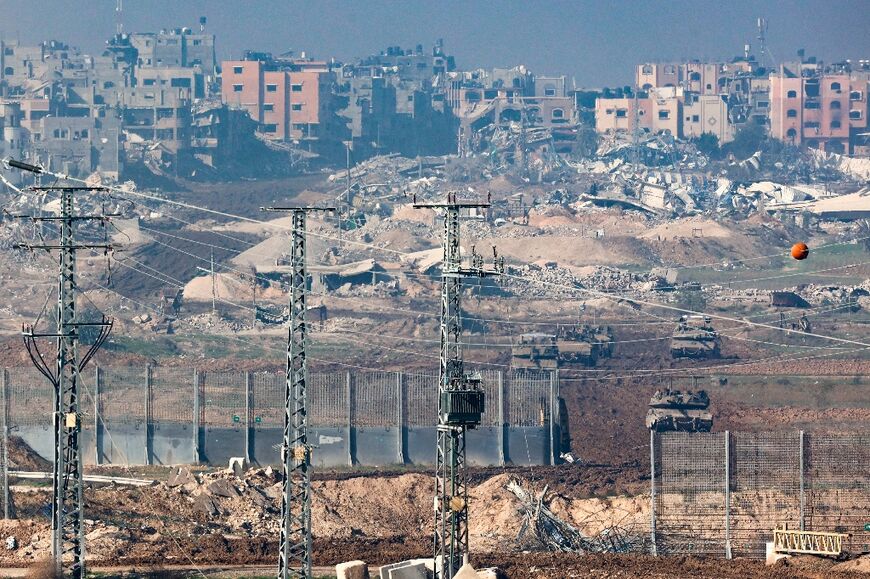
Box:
650;429;657;555
396;372;405;464
498;370;506;466
1;368;9;520
192;369;200;464
549;369;559;465
799;430;805;531
144;365;152;465
245;371;253;463
346;371;353;467
94;366;101;466
725;430;732;559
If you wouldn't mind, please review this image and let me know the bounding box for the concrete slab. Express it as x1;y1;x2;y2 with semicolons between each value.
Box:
336;560;369;579
380;559;432;579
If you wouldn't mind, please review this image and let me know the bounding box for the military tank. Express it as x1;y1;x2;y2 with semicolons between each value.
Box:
645;389;713;432
585;325;614;358
556;326;597;367
670;315;721;359
511;333;559;370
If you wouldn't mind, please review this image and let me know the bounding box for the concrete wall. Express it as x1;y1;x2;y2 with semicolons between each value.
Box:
5;366;561;469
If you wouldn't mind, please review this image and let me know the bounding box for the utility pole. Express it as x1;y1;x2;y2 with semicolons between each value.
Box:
414;192;503;579
261;205;334;579
196;250;217;314
631;86;640;173
8;159;113;579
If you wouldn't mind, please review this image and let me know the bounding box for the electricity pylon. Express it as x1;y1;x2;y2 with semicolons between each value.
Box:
8;158;113;579
414;192;503;578
261;205;334;579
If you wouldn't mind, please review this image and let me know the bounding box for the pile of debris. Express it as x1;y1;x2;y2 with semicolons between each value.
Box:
502;262;583;298
505;478;648;554
576;266;666;293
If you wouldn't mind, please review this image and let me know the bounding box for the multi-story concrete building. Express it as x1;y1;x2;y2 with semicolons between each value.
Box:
119;29;216;74
28;115;121;178
682;94;734;142
221;54;336;143
595;87;682;137
769;64;867;154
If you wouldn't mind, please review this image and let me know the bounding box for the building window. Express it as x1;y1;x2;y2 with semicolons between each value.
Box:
804;101;820;109
552;108;564;119
263;103;274;112
266;84;277;92
143;78;156;86
831;82;841;91
291;103;302;111
831;120;842;129
658;110;670;120
689;72;701;81
233;84;243;92
706;83;712;90
544;86;556;97
465;91;481;102
233;66;243;74
692;115;700;122
787;109;797;118
757;101;769;108
616;109;627;118
193;39;202;46
3;67;12;76
664;65;676;74
850;110;864;120
805;121;820;129
830;100;841;110
262;123;277;133
851;91;864;101
641;65;653;74
291;84;303;92
786;128;797;138
787;90;797;98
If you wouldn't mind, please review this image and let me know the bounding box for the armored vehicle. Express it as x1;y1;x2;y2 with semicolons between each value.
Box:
585;325;614;358
646;389;713;432
670;315;721;359
511;333;559;370
556;326;597;367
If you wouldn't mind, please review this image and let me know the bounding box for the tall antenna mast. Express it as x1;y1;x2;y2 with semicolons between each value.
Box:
261;205;334;579
115;0;123;35
6;160;114;579
757;17;769;66
414;192;504;578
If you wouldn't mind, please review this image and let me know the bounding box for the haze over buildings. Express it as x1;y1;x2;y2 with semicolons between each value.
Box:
2;0;869;87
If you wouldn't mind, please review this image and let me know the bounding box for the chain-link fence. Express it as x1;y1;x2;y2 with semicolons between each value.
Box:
653;431;870;558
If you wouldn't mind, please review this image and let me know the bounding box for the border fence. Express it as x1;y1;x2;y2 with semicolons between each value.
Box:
651;430;870;558
0;366;561;474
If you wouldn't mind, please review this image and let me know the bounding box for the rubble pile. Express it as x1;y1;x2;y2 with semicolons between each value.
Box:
178;312;247;333
502;262;583;298
576;266;666;293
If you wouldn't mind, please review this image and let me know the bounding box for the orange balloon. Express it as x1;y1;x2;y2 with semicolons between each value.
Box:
791;242;809;260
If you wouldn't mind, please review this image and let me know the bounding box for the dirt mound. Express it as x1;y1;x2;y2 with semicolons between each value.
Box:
392;203;436;224
8;436;51;471
182;272;282;302
833;554;870;574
